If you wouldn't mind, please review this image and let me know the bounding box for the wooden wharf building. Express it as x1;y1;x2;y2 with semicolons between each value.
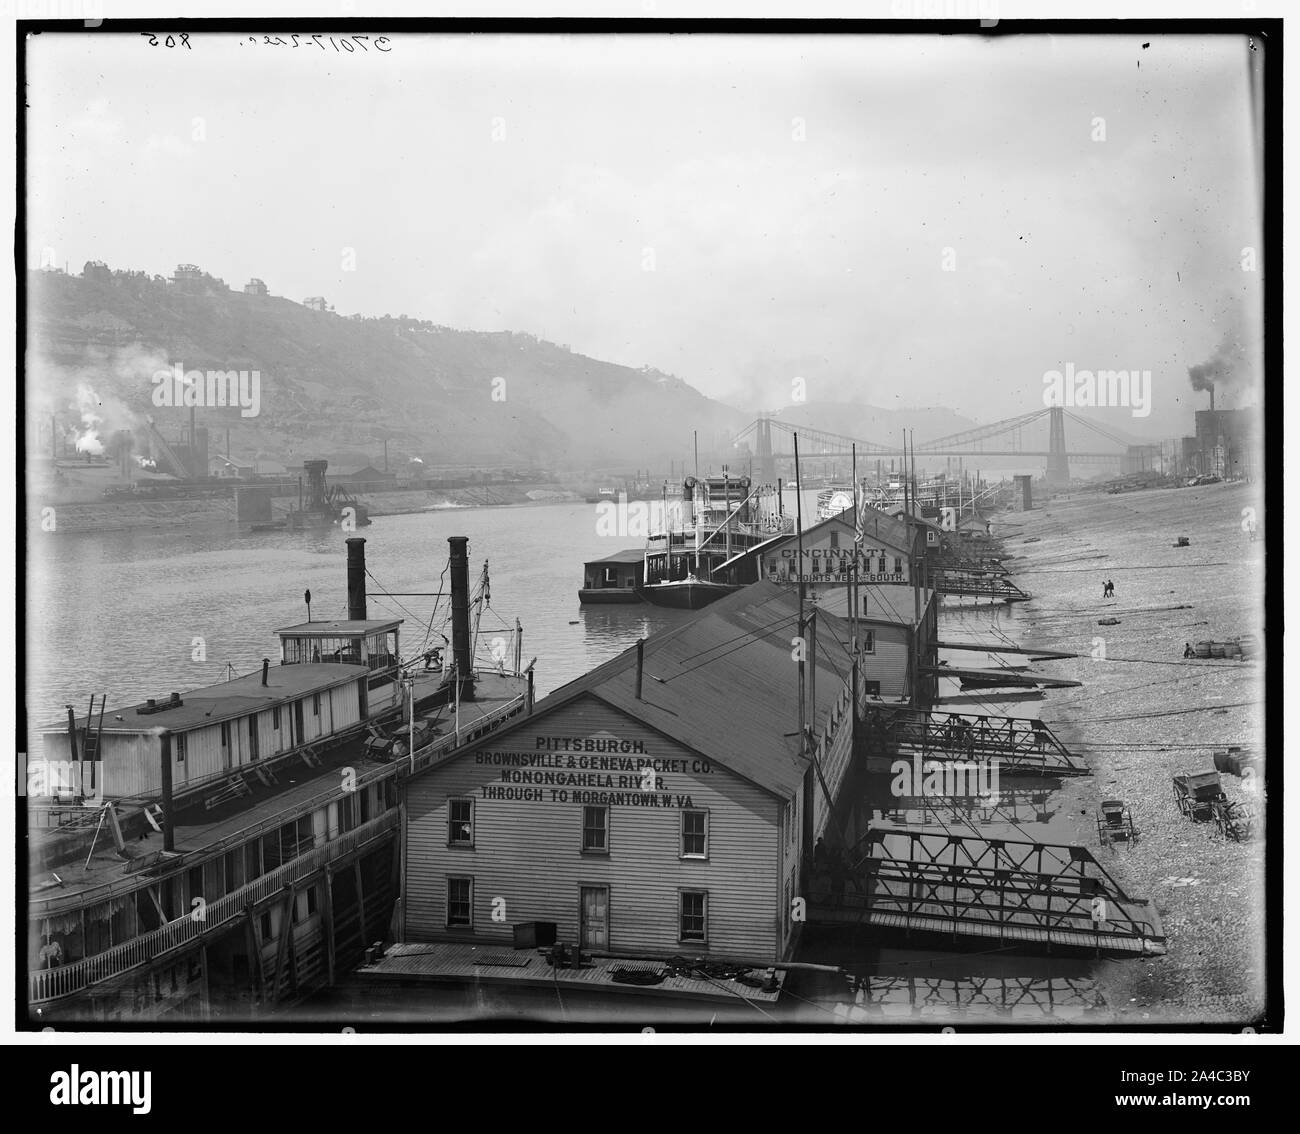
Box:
381;582;887;987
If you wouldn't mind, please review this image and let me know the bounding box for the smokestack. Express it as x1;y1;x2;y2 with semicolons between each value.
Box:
1210;386;1216;412
346;537;368;621
636;639;645;699
159;732;175;852
447;536;476;701
261;658;270;686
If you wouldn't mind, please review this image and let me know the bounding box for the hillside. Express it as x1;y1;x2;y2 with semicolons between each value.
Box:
26;267;746;474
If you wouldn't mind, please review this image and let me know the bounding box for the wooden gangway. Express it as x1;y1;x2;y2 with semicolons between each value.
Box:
931;567;1030;602
809;828;1165;956
863;706;1090;775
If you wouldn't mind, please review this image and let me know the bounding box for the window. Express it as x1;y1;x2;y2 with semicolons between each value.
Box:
220;721;230;749
582;805;609;853
448;798;474;847
679;891;707;943
174;733;186;763
259;911;272;940
681;810;708;858
272;706;281;730
447;877;473;928
312;693;321;717
829;531;839;550
894;557;903;575
307;886;318;916
877;556;886;574
863;630;875;654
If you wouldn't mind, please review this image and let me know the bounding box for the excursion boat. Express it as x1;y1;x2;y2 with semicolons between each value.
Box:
26;536;534;1023
640;475;790;610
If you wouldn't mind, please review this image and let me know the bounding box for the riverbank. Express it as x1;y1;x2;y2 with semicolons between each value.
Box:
27;483;587;534
1000;480;1266;1025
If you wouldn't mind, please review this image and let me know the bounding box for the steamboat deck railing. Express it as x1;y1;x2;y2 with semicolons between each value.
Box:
30;811;400;1005
30;692;529;920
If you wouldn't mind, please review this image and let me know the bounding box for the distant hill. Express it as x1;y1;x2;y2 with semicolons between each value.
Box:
26;267;746;474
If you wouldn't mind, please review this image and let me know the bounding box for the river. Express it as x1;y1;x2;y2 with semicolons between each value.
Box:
24;498;722;738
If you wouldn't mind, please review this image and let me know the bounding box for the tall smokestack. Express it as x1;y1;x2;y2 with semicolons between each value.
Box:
159;732;175;852
1210;386;1215;412
346;537;368;621
447;536;476;701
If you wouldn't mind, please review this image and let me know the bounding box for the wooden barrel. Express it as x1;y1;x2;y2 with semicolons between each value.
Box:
1194;641;1212;658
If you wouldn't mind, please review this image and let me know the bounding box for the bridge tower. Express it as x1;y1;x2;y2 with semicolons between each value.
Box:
755;416;777;486
1046;406;1070;486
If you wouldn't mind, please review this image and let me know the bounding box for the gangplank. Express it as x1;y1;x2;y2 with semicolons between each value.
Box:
862;706;1090;776
809;829;1165;956
930;567;1030;602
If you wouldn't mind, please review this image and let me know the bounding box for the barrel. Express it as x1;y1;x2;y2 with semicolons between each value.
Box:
1194;641;1212;658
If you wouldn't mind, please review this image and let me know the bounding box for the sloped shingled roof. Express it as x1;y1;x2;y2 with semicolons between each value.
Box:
461;582;858;800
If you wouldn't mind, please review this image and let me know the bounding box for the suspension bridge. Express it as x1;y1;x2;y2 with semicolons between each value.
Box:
737;406;1147;485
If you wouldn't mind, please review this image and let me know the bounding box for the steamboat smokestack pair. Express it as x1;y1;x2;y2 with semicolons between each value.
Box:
345;535;474;699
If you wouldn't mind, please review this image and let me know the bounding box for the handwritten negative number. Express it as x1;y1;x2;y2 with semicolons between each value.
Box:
141;33;192;50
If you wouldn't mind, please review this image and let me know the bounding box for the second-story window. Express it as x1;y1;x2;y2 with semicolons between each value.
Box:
448;798;474;847
175;734;186;763
582;806;609;853
681;810;708;858
272;706;281;730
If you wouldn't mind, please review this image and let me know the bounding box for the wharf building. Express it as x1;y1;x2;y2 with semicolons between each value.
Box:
715;506;939;707
395;583;891;968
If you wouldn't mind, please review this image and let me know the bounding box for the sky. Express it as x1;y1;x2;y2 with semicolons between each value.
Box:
26;31;1264;434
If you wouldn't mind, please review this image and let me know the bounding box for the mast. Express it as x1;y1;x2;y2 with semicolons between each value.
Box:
910;430;922;708
851;443;859;655
794;431;811;886
723;466;731;566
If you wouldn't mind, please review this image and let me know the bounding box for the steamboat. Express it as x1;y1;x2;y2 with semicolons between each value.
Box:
26;536;533;1023
579;474;792;609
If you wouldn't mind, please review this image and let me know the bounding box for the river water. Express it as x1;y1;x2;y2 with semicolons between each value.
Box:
24;498;712;736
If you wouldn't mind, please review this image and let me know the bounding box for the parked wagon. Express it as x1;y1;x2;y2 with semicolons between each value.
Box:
1096;799;1137;845
1172;770;1225;822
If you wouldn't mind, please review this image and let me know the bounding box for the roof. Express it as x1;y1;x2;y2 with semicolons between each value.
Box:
435;582;857;800
276;618;403;636
40;663;366;735
584;548;647;566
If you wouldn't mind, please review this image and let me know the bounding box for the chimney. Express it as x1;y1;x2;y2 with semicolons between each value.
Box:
1210;386;1216;412
346;537;368;621
159;732;175;852
446;536;476;701
261;658;270;686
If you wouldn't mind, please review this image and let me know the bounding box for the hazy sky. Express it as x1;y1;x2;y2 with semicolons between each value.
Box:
27;31;1263;431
